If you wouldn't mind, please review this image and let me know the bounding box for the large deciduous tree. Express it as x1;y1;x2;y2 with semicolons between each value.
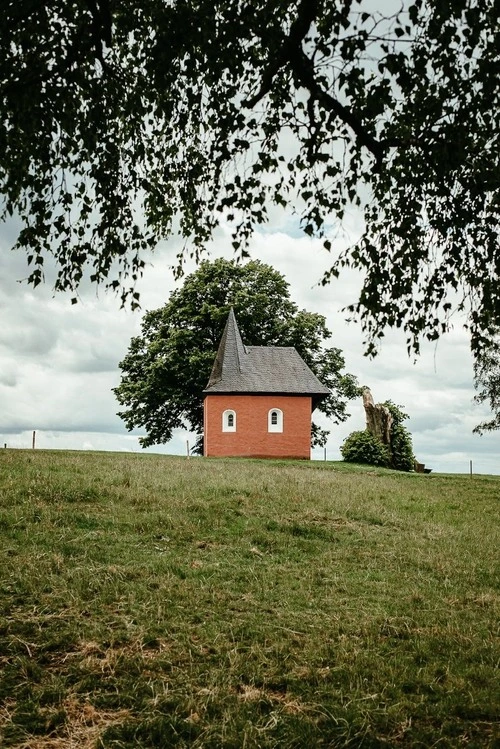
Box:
1;1;498;353
114;259;360;451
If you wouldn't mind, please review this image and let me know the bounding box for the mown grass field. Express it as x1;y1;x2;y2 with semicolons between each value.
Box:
0;449;498;748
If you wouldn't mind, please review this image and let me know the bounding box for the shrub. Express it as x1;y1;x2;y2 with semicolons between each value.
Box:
340;430;391;467
390;423;415;471
382;401;415;472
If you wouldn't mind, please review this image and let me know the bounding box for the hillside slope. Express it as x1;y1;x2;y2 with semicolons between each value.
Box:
0;450;499;747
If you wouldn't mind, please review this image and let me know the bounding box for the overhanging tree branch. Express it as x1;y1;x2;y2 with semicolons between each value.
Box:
0;0;497;358
244;0;320;107
290;49;385;165
244;0;386;165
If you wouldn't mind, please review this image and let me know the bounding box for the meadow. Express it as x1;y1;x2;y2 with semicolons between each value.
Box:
0;449;498;748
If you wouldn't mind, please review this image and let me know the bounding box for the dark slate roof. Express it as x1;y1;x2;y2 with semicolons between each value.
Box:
204;309;330;400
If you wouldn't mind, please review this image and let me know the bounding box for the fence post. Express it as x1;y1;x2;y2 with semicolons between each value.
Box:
32;431;36;449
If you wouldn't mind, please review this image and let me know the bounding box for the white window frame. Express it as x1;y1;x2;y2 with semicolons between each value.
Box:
268;408;283;433
222;409;236;432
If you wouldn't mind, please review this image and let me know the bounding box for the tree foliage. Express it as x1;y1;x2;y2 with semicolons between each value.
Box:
114;259;360;451
382;400;415;472
340;430;391;468
473;339;500;434
1;1;498;351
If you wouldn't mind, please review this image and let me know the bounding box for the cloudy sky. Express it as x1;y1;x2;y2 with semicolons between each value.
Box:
1;206;499;476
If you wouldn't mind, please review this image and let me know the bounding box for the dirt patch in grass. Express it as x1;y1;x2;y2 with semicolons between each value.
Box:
1;697;130;749
235;684;306;715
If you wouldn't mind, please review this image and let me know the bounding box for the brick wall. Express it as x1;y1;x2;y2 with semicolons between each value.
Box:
204;394;312;459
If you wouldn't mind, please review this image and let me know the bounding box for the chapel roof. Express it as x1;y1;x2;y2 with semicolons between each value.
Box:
204;308;330;400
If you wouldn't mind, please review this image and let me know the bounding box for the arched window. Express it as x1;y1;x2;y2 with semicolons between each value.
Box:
222;409;236;432
268;408;283;433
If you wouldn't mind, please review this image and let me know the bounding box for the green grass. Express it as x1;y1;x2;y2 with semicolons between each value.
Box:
0;449;499;748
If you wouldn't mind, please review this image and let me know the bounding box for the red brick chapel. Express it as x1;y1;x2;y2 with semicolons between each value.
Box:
203;309;330;459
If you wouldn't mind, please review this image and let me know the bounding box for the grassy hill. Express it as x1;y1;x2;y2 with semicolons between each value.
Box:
0;449;498;747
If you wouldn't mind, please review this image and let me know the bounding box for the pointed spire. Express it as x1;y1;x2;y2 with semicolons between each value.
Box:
206;308;246;388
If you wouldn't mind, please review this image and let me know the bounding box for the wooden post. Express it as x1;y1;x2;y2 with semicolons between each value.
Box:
32;431;36;449
470;460;473;477
324;447;327;462
186;440;190;458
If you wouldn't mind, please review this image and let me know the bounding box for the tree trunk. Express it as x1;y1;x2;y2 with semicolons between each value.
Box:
362;388;393;447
